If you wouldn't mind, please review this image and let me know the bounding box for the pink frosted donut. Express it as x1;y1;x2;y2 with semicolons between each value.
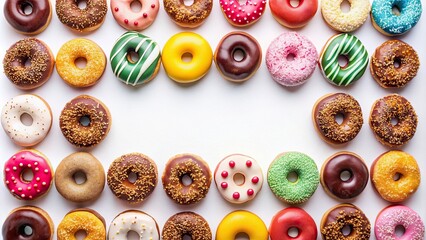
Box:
266;32;318;87
4;150;53;200
111;0;159;31
375;205;425;240
219;0;267;27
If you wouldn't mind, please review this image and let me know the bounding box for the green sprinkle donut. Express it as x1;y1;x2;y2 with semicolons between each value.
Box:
267;152;319;204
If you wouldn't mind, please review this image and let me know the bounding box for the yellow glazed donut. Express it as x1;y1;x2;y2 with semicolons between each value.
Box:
216;210;268;240
162;32;212;83
57;209;106;240
321;0;370;32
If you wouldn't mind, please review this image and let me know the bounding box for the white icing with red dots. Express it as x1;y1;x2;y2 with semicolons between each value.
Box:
111;0;159;31
219;0;267;26
214;154;263;204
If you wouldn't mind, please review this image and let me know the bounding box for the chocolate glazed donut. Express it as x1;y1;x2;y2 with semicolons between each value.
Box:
4;0;52;34
215;32;262;82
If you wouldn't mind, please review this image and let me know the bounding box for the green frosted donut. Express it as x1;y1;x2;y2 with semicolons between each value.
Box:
267;152;319;204
110;31;161;86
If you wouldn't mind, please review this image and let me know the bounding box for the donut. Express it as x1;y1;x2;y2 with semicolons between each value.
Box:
312;93;363;145
371;150;420;202
2;206;54;240
107;153;157;204
3;38;54;90
375;205;425;240
219;0;266;27
162;212;211;240
110;31;161;86
216;210;268;240
163;0;212;27
4;0;52;34
320;152;368;200
1;94;52;147
55;152;105;203
109;210;160;240
56;0;107;32
57;209;106;240
321;0;370;32
267;152;319;204
214;31;262;83
59;95;111;148
319;33;369;86
369;94;417;147
56;38;106;88
111;0;159;31
266;32;318;87
3;149;53;200
320;203;371;239
214;154;263;204
269;0;317;28
371;0;422;36
162;32;212;84
370;40;420;88
162;153;211;205
269;207;317;240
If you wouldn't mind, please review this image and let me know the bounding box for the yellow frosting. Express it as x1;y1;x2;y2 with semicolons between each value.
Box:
216;210;268;240
57;210;106;240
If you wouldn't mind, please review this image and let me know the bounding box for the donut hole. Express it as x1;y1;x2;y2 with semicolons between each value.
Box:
340;170;352;182
181;52;193;63
338;55;349;68
20;113;34;126
75;57;87;69
79;115;91;127
130;0;143;12
75;230;88;240
233;173;246;186
286;53;296;61
393;57;402;69
21;168;34;182
287;171;298;183
341;224;353;236
183;234;192;240
390;117;399;126
184;0;195;6
392;5;401;16
73;171;87;185
395;225;405;237
334;112;345;125
20;2;33;15
127;230;140;240
232;48;246;62
23;57;32;67
19;224;33;237
181;174;193;186
76;0;88;9
128;171;138;183
340;0;350;13
127;50;140;64
393;172;402;181
290;0;300;7
287;227;299;238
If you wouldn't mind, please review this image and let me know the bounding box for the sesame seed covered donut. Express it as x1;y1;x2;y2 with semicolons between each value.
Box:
321;0;370;32
108;210;160;240
111;0;159;31
4;0;52;34
219;0;267;27
164;0;212;27
56;0;107;32
162;212;212;240
57;209;106;240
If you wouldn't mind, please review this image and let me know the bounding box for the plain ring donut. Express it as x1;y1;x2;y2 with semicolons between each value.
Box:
4;0;52;34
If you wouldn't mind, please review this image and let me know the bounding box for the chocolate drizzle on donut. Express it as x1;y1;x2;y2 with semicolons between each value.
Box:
56;0;107;31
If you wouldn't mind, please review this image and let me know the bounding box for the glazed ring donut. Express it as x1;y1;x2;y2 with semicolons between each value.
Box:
2;206;54;240
216;210;268;240
57;209;106;240
3;38;54;90
219;0;266;27
111;0;159;31
56;0;107;32
4;0;52;34
162;32;213;84
107;153;158;204
371;0;422;36
162;212;212;240
164;0;212;27
110;31;161;86
312;93;363;145
321;151;369;200
269;207;317;240
4;150;54;200
214;31;262;83
321;0;370;32
371;150;420;202
371;40;419;88
55;152;105;203
269;0;317;28
56;38;106;87
319;33;369;86
369;94;417;147
109;210;160;239
375;205;425;240
321;203;371;239
59;95;111;148
1;94;52;147
162;153;212;205
267;152;319;205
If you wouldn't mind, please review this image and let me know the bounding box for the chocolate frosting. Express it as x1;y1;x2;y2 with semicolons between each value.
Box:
4;0;51;33
2;208;52;240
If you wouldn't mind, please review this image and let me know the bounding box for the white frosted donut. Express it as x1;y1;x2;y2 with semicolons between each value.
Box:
108;211;160;240
214;154;263;204
1;94;52;146
111;0;160;31
321;0;370;32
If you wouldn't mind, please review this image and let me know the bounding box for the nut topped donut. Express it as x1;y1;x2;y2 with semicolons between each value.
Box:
111;0;160;31
162;212;212;240
4;0;52;34
163;0;212;27
219;0;267;27
56;0;107;32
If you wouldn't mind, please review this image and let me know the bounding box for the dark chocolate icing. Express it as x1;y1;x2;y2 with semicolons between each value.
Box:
2;208;52;240
4;0;51;33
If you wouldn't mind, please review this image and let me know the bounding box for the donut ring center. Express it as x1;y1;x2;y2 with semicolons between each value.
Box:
76;0;88;10
341;224;352;236
289;0;300;8
232;48;246;62
130;0;143;12
127;171;138;183
392;5;401;15
235;232;250;240
75;229;88;240
287;227;299;238
18;224;33;237
73;171;87;185
181;52;193;63
287;171;298;183
126;49;140;64
127;230;141;239
20;113;34;126
340;170;352;182
393;172;402;181
286;53;296;61
233;173;245;186
395;225;405;237
183;234;192;240
74;57;87;69
334;112;345;125
180;173;193;186
390;117;399;126
340;0;350;13
79;115;91;127
338;55;349;68
183;0;195;6
21;168;34;182
19;1;33;15
393;57;402;68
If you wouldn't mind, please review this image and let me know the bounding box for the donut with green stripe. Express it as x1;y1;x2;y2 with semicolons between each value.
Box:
319;33;368;86
110;31;161;86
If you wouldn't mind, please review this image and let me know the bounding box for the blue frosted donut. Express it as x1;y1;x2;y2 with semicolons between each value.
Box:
371;0;422;35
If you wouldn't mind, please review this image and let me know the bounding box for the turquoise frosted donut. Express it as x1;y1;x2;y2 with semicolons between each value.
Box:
267;152;319;204
110;31;161;86
371;0;422;36
319;33;368;86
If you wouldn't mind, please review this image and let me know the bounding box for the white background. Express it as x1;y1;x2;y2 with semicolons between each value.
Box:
1;0;425;239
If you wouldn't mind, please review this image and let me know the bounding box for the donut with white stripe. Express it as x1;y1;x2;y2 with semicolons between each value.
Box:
108;210;160;240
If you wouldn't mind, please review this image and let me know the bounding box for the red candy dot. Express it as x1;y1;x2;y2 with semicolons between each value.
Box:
151;4;156;8
134;21;138;26
246;160;252;167
143;13;148;18
229;161;235;168
124;19;129;24
221;171;228;178
114;7;119;12
247;189;254;196
233;192;240;199
252;176;259;184
221;182;228;189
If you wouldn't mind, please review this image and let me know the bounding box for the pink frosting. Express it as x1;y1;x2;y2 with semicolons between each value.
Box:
375;205;425;240
111;0;159;31
266;32;318;87
4;150;53;200
219;0;266;26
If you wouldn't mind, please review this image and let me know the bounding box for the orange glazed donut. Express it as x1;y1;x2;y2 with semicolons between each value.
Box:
269;0;318;28
57;209;106;240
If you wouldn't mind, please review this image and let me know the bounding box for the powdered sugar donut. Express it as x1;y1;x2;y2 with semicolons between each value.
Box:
108;210;160;239
375;205;425;240
111;0;159;31
219;0;267;27
266;32;318;87
214;154;263;204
